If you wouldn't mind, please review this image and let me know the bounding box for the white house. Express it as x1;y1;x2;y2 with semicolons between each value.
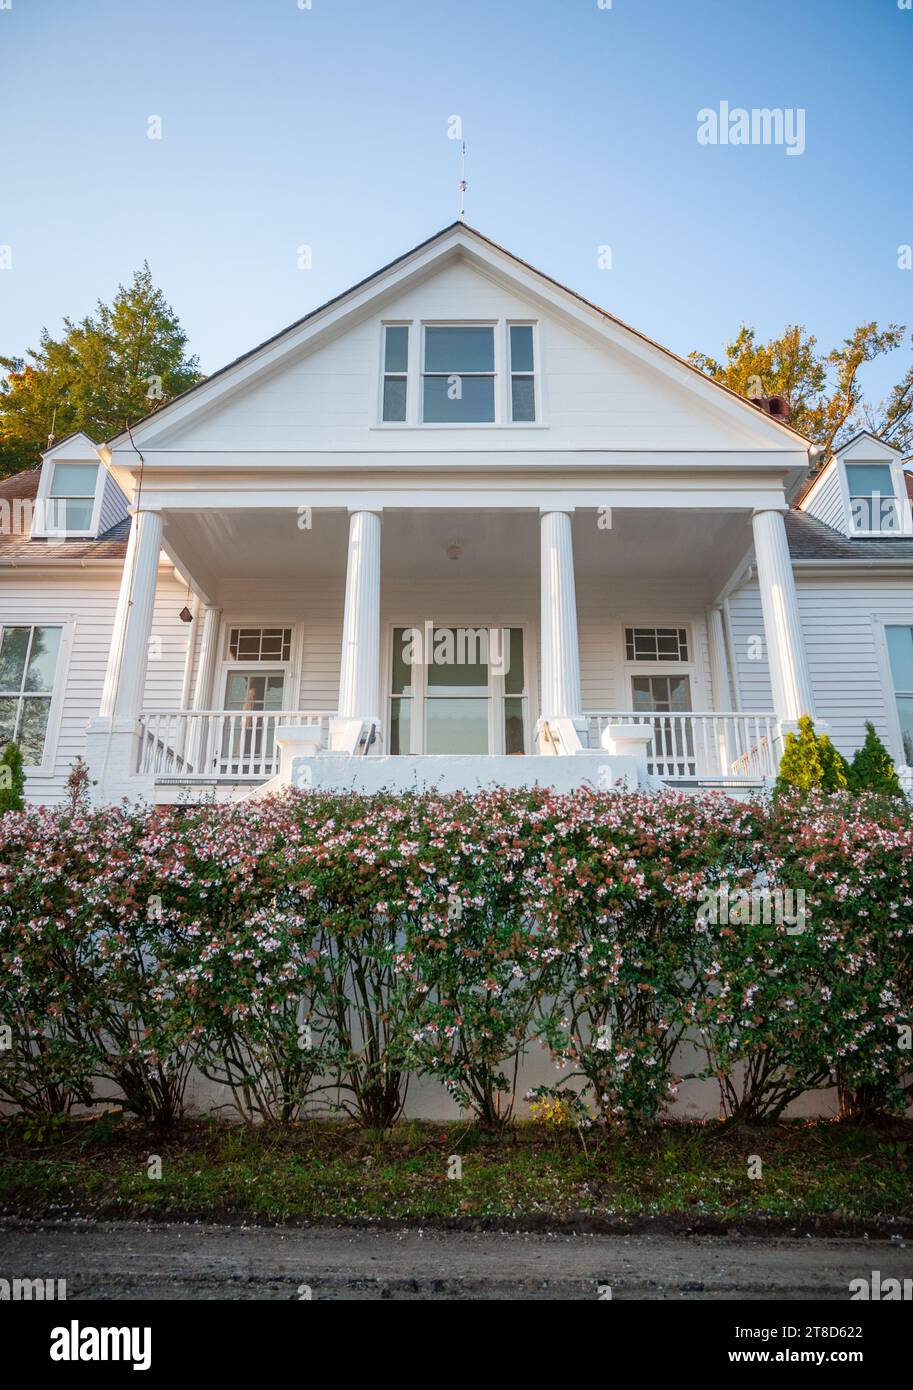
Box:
2;221;913;807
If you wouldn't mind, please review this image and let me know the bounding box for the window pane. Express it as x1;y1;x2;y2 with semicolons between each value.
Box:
384;326;409;374
0;696;18;742
668;675;692;711
887;626;913;692
504;628;525;695
23;627;61;693
48;462;98;497
423;374;495;423
427;627;488;693
390;697;411;755
47;497;94;531
18;698;51;765
631;677;656;712
0;627;30;692
510;325;534;373
382;376;407;423
845;463;894;499
264;676;285;710
504;697;525;754
426;697;489;753
424;326;494;374
391;628;415;696
511;375;535;422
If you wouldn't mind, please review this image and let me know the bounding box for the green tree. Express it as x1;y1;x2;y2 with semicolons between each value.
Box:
689;322;913;458
0;741;26;813
847;721;902;797
0;264;202;478
774;715;850;797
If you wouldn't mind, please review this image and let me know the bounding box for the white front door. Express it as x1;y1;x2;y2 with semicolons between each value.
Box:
388;625;528;755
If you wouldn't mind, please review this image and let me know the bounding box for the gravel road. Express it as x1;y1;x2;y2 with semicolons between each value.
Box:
2;1221;909;1299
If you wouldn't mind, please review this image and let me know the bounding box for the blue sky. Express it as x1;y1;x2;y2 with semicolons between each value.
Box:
2;0;911;402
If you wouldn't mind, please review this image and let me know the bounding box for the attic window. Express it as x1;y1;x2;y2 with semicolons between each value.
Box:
45;463;99;534
422;326;495;423
846;463;898;533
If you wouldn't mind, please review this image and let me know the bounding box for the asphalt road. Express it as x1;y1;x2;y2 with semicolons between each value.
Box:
1;1221;909;1299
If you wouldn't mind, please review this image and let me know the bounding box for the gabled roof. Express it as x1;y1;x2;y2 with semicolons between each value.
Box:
105;221;812;451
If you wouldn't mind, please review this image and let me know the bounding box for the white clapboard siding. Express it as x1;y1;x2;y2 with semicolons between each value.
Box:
800;462;847;534
730;573;913;760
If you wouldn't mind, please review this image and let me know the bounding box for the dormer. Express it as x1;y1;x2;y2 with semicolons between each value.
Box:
32;432;129;540
798;430;912;538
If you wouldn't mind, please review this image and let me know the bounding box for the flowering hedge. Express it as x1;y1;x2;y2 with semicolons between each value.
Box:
0;787;910;1128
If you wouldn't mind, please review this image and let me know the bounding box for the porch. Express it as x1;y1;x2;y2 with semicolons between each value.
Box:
85;492;811;803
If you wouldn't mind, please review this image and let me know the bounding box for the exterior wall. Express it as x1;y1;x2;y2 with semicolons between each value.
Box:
1;562;194;804
97;472;130;537
800;462;845;533
730;570;913;760
162;259;769;455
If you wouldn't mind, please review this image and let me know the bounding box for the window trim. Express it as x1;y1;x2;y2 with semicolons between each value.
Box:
0;616;73;776
621;621;701;708
32;460;104;540
874;614;913;766
838;457;912;537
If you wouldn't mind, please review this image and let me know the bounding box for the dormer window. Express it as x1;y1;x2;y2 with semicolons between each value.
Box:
45;462;99;534
846;463;899;534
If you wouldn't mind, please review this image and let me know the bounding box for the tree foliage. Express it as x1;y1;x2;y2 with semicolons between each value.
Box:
690;322;913;458
848;721;902;798
0;264;202;478
775;715;850;797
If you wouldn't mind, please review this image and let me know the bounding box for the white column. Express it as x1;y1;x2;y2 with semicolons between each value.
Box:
99;507;164;721
539;509;583;721
707;606;732;711
752;508;815;724
192;605;221;711
334;509;382;730
87;506;164;801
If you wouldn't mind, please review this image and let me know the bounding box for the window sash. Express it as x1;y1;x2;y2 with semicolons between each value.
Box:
0;623;62;766
625;627;689;663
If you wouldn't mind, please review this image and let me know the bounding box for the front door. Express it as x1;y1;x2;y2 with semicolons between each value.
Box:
388;625;528;755
631;673;695;777
219;669;286;774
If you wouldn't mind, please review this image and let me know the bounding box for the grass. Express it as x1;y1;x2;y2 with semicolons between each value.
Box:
1;1114;911;1231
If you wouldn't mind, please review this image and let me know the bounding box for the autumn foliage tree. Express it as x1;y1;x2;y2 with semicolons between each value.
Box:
690;322;913;459
0;264;202;478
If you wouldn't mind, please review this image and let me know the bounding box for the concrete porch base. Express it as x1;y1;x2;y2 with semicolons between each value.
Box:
286;751;648;795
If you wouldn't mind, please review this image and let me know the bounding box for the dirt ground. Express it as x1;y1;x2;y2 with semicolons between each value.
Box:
1;1220;909;1300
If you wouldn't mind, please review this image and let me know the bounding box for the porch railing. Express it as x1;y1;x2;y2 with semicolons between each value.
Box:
586;710;780;782
138;710;335;780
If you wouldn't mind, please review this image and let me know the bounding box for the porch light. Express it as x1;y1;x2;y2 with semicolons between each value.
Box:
446;542;463;561
179;606;194;623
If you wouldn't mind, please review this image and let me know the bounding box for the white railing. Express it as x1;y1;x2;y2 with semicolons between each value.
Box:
138;710;335;780
586;711;780;782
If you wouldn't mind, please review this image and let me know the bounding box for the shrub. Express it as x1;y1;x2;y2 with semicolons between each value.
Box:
848;722;902;798
0;742;25;814
775;715;849;797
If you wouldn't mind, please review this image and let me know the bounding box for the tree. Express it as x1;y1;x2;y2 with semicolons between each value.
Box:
690;322;913;459
847;721;902;798
0;264;202;478
774;715;850;797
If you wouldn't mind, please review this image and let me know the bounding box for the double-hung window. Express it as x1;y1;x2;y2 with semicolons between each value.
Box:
886;625;913;765
846;463;898;534
0;624;63;767
422;325;495;423
381;325;409;423
45;462;99;534
508;324;536;422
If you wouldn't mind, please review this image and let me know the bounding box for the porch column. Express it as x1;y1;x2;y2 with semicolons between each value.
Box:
707;606;733;710
332;509;382;747
188;604;221;772
539;509;583;733
86;506;164;800
751;508;815;725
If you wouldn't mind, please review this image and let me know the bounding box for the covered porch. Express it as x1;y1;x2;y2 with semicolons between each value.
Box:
85;489;812;803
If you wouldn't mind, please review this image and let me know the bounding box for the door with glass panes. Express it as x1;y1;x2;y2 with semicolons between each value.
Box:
388;625;527;755
217;625;292;775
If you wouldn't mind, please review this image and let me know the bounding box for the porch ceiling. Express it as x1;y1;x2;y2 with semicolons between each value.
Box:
162;506;752;602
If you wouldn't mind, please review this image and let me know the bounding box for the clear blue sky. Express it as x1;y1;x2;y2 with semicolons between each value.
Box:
2;0;911;402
